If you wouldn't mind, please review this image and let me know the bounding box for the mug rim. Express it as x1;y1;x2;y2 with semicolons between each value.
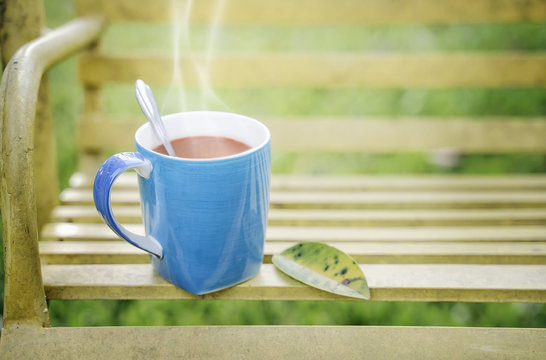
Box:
135;110;271;162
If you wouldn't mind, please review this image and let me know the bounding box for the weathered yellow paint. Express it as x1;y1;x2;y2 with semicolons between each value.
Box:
52;205;143;223
266;208;546;226
269;191;546;209
3;1;546;358
80;31;104;156
79;52;546;88
264;242;546;264
262;118;546;153
50;205;546;226
75;0;546;24
42;222;144;240
266;225;546;242
41;222;546;243
38;238;546;265
39;241;149;265
1;325;544;360
78;115;546;154
58;187;546;209
69;171;546;191
0;0;44;65
271;174;546;191
41;263;546;302
0;0;61;229
0;14;104;329
33;77;60;229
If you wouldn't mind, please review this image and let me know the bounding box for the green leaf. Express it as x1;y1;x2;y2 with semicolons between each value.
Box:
272;242;370;300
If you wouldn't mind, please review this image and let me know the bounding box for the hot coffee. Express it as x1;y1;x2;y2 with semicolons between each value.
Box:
153;136;251;159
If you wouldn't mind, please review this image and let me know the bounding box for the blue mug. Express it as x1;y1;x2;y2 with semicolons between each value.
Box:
93;111;271;294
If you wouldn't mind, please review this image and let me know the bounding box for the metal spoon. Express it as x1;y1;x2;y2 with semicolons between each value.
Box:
135;79;177;157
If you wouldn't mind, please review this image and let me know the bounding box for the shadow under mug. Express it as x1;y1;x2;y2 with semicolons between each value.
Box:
93;111;271;295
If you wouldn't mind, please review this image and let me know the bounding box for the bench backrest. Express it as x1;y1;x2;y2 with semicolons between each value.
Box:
75;0;546;156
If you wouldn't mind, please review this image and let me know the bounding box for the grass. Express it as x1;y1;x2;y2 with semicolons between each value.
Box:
48;300;546;328
0;0;544;328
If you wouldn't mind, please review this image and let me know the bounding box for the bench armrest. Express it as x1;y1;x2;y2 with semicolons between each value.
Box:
0;16;105;328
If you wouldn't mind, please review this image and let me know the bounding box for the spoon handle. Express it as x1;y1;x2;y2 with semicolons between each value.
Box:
135;79;177;157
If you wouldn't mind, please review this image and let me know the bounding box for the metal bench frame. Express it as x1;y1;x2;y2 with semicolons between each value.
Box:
1;1;546;358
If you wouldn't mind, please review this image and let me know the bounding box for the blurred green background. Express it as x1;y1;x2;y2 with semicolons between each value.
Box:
1;0;546;328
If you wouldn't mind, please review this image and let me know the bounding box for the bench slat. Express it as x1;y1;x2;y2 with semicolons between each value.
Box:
51;206;546;226
270;191;546;208
79;53;546;88
39;240;546;265
271;175;546;191
75;0;546;24
42;222;546;243
79;117;546;153
40;241;148;264
59;188;546;208
42;263;546;302
2;325;545;360
70;172;546;191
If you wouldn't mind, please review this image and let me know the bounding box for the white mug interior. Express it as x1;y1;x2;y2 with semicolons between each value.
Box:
135;111;271;160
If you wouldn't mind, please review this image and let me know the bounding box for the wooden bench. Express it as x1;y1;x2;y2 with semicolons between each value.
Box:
2;0;546;358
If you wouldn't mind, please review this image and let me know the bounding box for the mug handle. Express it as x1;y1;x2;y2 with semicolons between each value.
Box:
93;152;163;259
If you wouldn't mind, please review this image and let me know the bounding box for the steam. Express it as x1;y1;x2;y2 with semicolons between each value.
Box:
163;0;230;113
162;0;192;111
196;0;228;110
